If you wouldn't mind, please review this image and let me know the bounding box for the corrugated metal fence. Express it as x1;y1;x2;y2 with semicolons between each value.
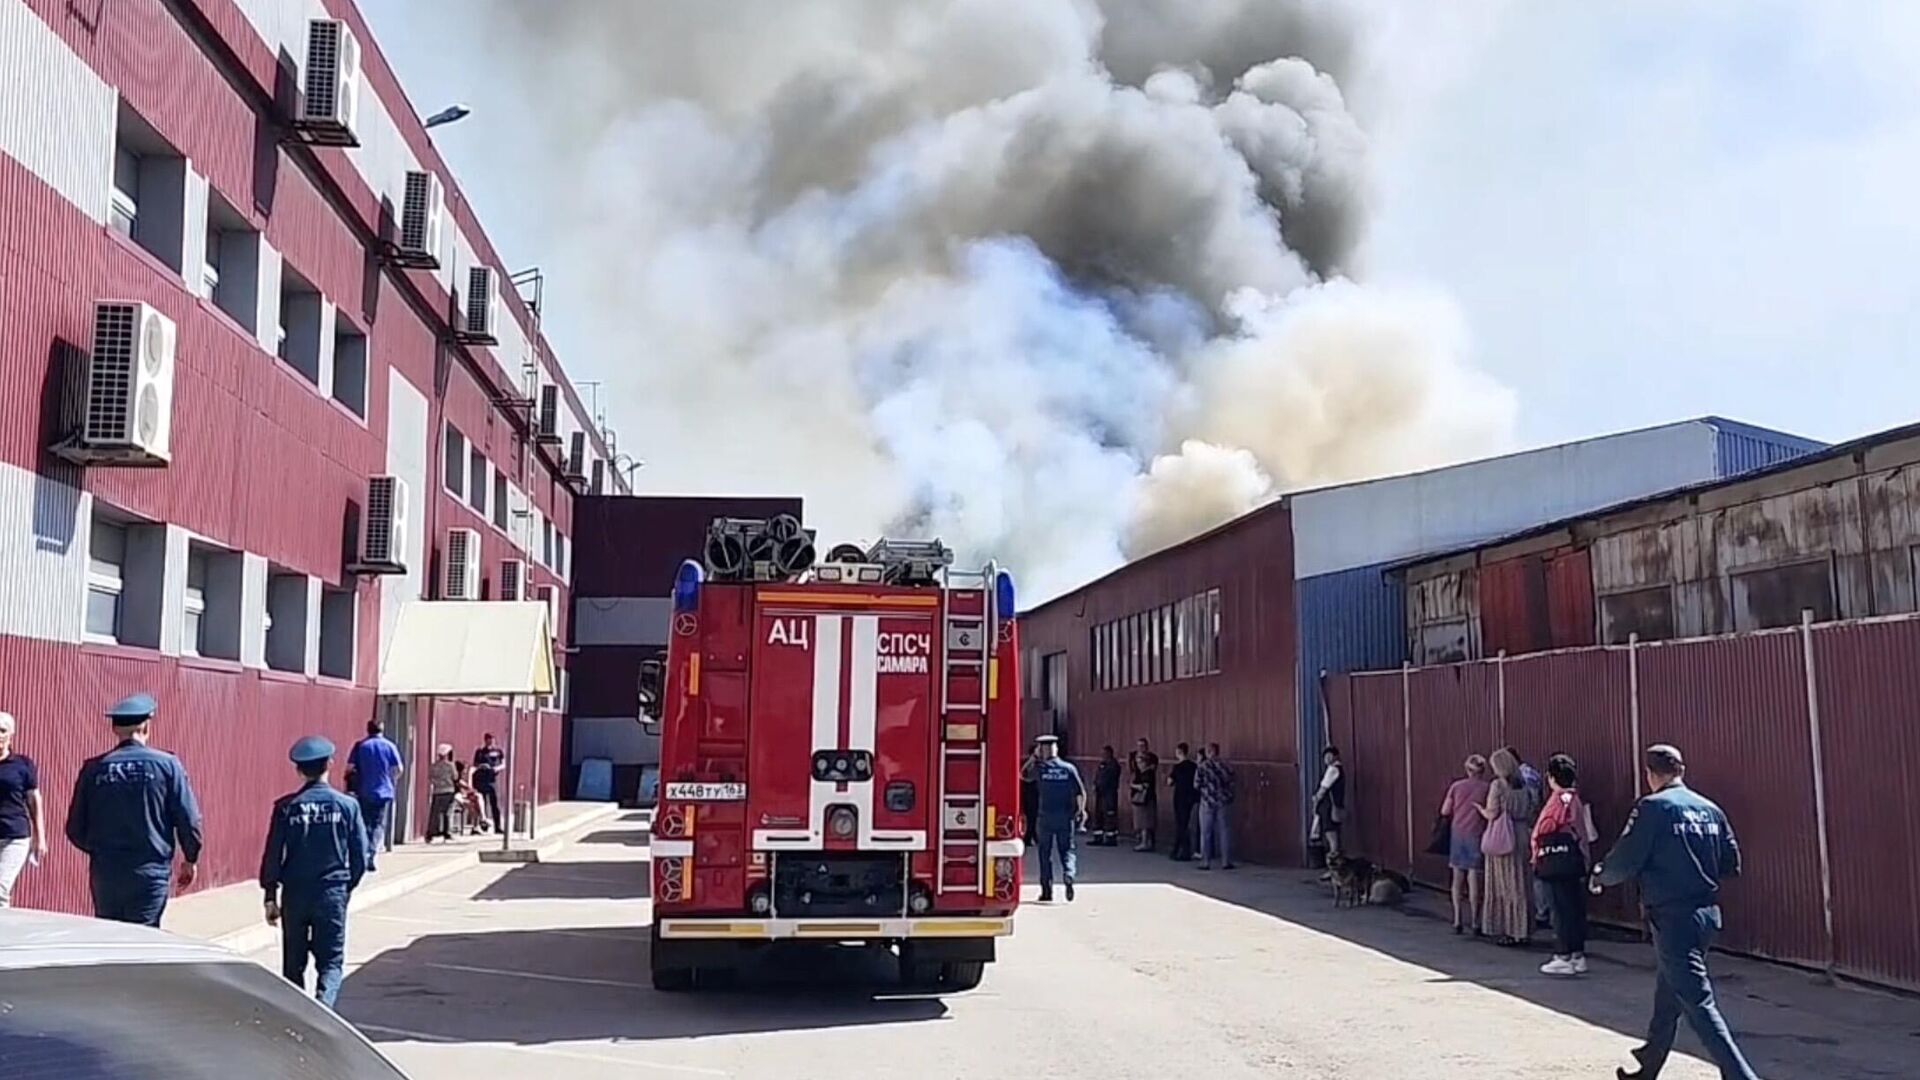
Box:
1324;613;1920;992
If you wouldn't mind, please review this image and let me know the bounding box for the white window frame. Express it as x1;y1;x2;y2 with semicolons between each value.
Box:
109;145;139;237
468;447;489;517
183;549;208;658
85;519;127;645
443;423;467;499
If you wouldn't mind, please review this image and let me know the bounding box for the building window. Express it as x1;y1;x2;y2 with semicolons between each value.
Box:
331;318;368;417
1732;560;1837;632
1167;595;1182;672
265;569;310;673
542;517;554;568
318;588;355;680
86;510;166;649
1599;587;1675;646
113;103;187;271
278;265;324;384
469;450;489;516
443;424;467;498
86;518;127;643
492;471;509;530
1205;587;1222;675
184;544;243;661
555;534;568;579
183;550;206;656
204;189;264;333
1129;614;1142;688
110;145;138;237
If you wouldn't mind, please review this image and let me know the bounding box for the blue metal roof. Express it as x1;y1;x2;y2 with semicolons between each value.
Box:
1702;416;1828;479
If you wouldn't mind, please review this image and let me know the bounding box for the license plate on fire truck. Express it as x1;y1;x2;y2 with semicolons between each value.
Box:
664;782;747;801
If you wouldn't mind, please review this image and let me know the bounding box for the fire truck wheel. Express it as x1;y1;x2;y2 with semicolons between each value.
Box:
899;957;942;990
939;961;985;992
651;964;695;992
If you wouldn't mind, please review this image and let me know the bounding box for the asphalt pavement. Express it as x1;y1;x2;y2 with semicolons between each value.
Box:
275;813;1920;1079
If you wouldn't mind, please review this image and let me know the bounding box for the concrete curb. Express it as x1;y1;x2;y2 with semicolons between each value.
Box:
210;802;627;955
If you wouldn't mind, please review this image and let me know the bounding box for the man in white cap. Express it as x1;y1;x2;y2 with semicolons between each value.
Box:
1022;735;1086;902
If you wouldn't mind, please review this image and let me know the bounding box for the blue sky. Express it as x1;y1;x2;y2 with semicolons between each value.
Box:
364;1;1919;451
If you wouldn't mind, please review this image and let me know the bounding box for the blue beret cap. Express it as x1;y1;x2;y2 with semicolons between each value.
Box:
289;735;336;764
106;693;157;722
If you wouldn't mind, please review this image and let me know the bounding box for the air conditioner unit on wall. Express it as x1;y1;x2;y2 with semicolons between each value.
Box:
457;266;498;344
499;558;527;602
536;384;562;446
295;19;361;147
565;432;588;486
55;301;175;467
445;527;481;600
349;475;410;575
394;171;444;268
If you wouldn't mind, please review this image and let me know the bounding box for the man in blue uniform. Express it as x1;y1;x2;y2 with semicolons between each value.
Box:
1596;744;1759;1080
64;693;203;926
261;735;368;1009
346;719;403;871
1023;735;1086;903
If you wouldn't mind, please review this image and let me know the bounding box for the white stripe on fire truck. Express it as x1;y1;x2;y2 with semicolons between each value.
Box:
848;615;878;752
811;614;842;754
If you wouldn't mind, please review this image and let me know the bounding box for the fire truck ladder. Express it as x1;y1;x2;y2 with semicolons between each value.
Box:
936;563;998;895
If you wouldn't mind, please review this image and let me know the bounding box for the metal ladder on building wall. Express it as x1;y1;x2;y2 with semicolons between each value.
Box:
935;564;997;895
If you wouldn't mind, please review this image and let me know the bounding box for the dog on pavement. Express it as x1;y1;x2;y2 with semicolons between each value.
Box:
1328;855;1377;908
1369;868;1410;907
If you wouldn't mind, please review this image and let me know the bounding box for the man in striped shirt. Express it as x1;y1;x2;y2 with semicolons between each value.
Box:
1195;743;1236;870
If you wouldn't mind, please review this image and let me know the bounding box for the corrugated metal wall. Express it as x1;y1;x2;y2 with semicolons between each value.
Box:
1326;613;1920;991
0;0;589;913
1813;618;1920;989
1295;561;1406;783
1637;633;1827;965
1020;503;1298;863
10;638;307;912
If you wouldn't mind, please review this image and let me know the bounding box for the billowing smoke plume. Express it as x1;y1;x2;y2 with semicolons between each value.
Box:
466;0;1515;599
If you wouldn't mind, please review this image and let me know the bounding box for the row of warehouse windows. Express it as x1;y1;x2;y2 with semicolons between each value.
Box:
86;508;355;679
1090;588;1222;692
442;422;569;579
110;103;370;418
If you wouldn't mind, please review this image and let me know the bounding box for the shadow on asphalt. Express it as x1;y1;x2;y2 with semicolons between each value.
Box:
1062;843;1920;1080
339;927;948;1045
575;828;652;848
471;859;653;902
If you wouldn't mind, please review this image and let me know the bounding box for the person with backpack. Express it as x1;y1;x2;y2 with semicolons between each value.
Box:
1531;753;1598;975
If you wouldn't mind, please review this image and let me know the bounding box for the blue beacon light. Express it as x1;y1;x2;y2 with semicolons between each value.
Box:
673;560;704;613
995;569;1016;620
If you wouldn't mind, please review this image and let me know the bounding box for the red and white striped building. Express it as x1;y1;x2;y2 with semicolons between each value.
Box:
0;0;619;912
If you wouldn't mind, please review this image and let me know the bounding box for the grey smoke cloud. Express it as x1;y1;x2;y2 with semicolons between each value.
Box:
469;0;1514;598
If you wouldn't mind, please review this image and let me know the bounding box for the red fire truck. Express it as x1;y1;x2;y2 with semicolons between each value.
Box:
639;517;1024;992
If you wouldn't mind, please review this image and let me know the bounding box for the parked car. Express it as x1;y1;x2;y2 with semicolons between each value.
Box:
0;909;407;1078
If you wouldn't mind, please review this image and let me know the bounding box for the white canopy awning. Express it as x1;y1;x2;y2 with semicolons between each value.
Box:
378;601;555;697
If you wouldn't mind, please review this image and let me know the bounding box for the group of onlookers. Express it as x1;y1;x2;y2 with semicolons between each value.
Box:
1022;736;1238;901
1082;738;1235;870
1437;748;1598;974
424;736;507;842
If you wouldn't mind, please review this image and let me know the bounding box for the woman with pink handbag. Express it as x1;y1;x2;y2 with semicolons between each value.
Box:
1478;748;1538;946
